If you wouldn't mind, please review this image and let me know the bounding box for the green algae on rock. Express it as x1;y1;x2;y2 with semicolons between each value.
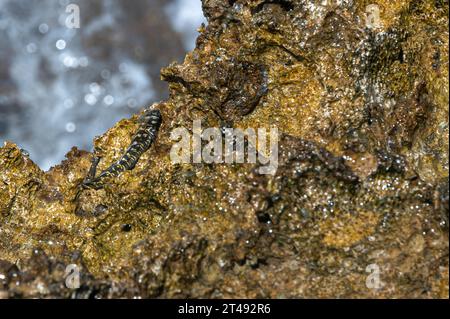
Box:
0;0;448;298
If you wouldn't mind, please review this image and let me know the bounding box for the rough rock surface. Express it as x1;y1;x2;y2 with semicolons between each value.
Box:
0;0;448;298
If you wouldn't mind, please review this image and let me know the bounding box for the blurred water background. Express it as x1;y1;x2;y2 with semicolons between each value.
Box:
0;0;205;170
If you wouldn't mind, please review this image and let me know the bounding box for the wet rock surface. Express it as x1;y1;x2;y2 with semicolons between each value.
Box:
0;0;448;298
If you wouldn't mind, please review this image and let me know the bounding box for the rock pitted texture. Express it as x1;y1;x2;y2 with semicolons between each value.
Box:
0;0;448;298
